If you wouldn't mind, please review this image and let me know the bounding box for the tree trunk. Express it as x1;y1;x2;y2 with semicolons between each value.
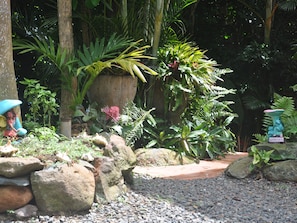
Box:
80;0;91;45
57;0;76;138
0;0;20;115
264;0;273;45
152;0;164;57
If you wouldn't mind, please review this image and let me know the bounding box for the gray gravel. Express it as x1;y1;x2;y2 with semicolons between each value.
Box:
1;173;297;223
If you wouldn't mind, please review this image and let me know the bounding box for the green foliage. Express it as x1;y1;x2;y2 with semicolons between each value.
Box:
74;102;156;148
29;126;60;141
112;102;156;147
73;102;111;134
157;41;233;115
249;145;274;171
240;42;275;68
16;127;102;160
161;0;198;44
253;133;268;144
76;34;133;66
279;0;297;11
14;37;74;74
183;90;237;159
20;78;59;128
14;34;157;110
151;41;236;159
142;120;180;150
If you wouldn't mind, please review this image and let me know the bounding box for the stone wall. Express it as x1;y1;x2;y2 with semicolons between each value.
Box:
0;134;137;218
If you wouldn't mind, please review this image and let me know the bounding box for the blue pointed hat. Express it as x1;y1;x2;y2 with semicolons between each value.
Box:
0;99;22;115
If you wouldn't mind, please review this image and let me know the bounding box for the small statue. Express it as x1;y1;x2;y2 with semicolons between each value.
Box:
264;109;284;143
0;99;27;138
3;109;27;138
267;119;284;138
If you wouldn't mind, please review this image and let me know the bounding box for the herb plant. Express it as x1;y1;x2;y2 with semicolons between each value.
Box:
20;78;59;128
249;145;274;171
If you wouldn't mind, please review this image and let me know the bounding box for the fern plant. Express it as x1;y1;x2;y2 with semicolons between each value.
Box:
111;102;156;148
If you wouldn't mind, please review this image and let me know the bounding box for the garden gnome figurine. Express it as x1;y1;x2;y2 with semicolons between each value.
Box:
3;109;27;137
0;99;27;138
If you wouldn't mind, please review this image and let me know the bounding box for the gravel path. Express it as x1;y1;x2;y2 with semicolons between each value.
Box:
1;173;297;223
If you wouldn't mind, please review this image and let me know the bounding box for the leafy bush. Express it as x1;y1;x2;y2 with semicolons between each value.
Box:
20;78;59;128
74;102;156;148
249;145;273;171
144;41;237;159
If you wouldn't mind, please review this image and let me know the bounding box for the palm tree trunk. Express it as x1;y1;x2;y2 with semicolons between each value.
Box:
152;0;164;57
264;0;273;45
147;0;164;108
57;0;76;138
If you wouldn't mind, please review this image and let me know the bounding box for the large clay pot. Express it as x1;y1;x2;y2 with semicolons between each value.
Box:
88;74;138;111
152;79;188;124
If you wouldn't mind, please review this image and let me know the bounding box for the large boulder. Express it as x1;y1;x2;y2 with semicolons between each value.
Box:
0;186;33;213
93;156;127;202
30;163;95;213
263;160;297;182
251;143;297;161
226;143;297;182
225;157;253;179
135;148;195;166
103;134;137;170
0;157;44;178
101;134;137;185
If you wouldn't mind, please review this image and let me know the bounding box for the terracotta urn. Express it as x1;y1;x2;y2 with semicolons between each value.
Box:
88;74;138;111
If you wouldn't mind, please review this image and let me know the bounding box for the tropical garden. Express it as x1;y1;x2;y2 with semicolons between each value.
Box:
0;0;296;161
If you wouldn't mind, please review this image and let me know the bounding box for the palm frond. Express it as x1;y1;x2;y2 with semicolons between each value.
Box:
76;33;134;66
279;0;297;11
13;37;71;72
242;95;269;110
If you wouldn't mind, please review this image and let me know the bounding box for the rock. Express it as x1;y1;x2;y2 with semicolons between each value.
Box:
103;134;137;185
0;157;44;178
263;160;297;182
30;163;95;213
0;140;18;157
250;143;297;161
0;175;30;186
0;186;33;213
93;133;108;147
14;204;38;219
93;157;126;202
104;134;137;169
55;152;72;163
225;157;254;179
135;148;195;166
227;143;297;182
81;152;94;162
